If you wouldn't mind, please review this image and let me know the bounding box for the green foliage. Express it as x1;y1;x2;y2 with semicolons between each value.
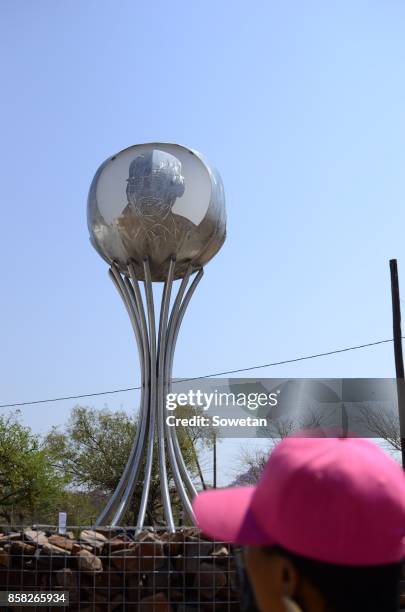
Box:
0;411;66;525
44;405;206;525
55;489;107;527
0;404;210;527
45;406;135;492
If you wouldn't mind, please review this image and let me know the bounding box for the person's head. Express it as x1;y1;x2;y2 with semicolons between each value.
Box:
193;437;405;612
126;150;185;214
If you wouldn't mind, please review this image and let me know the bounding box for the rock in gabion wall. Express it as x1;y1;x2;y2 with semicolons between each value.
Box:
0;527;241;611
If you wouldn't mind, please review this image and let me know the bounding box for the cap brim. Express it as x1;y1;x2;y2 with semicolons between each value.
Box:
192;486;273;545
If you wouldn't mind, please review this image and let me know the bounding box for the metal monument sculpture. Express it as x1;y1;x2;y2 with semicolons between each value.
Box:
87;143;226;530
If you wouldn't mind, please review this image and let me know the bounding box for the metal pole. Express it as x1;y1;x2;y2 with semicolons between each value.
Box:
167;269;203;501
95;265;148;526
156;258;176;532
108;269;151;526
165;269;203;502
389;259;405;468
96;258;202;528
136;258;158;531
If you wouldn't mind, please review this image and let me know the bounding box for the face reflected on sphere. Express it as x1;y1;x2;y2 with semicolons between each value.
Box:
126;150;185;218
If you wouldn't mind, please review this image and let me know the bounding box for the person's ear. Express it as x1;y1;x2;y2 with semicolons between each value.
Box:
280;555;299;598
279;557;304;612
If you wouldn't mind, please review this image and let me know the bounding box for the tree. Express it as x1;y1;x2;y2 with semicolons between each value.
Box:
355;402;401;455
231;447;270;486
231;404;330;486
45;405;209;525
0;411;66;526
174;404;219;490
45;406;136;492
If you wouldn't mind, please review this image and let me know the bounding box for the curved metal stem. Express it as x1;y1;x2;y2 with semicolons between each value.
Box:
167;269;204;505
163;266;200;517
135;258;157;532
156;258;176;532
108;268;152;526
95;265;146;526
97;260;203;529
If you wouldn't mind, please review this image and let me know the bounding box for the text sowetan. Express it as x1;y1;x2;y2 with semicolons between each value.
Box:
166;415;267;428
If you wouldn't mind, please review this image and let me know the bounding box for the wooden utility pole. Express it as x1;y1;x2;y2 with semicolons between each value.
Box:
389;259;405;468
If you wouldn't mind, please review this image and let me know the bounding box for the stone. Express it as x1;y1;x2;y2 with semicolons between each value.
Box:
124;584;142;606
76;549;103;573
23;529;48;546
0;549;8;567
182;527;201;539
53;567;79;603
37;545;70;571
109;590;126;610
161;531;186;556
71;543;82;554
93;527;122;538
81;568;125;589
10;541;36;556
211;545;229;558
42;542;71;556
111;534;132;542
110;547;142;573
92;588;109;603
142;559;172;591
0;532;22;542
139;592;170;611
172;554;186;573
216;585;240;605
180;538;214;574
168;590;184;603
39;573;49;588
104;538;134;554
48;534;74;552
55;567;78;588
227;568;239;592
1;568;37;588
132;536;165;571
111;535;165;573
185;537;213;559
144;531;161;540
194;562;227;599
79;529;108;550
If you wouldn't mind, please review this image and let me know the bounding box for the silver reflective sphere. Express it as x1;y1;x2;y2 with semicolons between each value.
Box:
87;143;226;281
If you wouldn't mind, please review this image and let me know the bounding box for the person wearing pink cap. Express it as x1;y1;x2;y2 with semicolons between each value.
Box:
193;437;405;612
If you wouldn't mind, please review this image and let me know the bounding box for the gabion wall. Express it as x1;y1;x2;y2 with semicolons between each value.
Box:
0;526;241;611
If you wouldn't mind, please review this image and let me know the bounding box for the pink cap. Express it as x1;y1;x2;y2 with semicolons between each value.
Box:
192;437;405;566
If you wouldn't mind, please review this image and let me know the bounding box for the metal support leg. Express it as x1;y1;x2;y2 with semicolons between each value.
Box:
95;258;202;529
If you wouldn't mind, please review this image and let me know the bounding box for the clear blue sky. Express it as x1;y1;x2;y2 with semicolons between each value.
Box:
1;2;405;480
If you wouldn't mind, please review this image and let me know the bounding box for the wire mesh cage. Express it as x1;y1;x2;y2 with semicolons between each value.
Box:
0;525;242;611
